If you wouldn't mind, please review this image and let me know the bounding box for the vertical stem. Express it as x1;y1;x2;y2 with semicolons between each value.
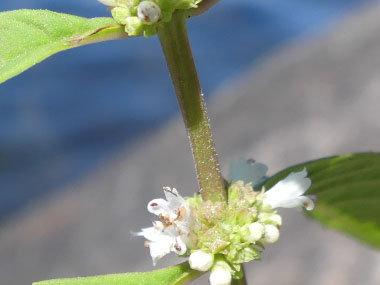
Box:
157;11;226;203
232;278;248;285
232;266;247;285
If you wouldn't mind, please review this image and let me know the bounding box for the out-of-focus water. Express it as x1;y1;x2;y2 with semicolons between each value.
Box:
0;0;372;219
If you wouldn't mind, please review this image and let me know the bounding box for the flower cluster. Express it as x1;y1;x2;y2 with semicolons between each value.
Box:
138;160;315;284
137;187;193;265
98;0;202;36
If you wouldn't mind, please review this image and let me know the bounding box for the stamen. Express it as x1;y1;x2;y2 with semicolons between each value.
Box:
175;206;186;221
153;221;164;231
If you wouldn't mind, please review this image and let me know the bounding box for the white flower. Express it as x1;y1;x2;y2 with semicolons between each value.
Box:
189;251;214;271
262;225;280;244
137;187;192;265
209;261;232;285
263;168;315;210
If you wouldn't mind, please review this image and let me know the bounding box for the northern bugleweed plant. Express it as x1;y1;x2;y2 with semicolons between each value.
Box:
0;1;379;284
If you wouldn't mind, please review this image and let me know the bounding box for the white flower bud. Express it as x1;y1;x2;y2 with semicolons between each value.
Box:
209;261;232;285
247;222;264;242
137;1;161;24
189;251;214;272
263;225;280;244
269;214;282;226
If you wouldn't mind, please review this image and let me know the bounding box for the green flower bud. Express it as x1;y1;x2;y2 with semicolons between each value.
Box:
124;17;143;36
99;0;204;37
111;7;131;25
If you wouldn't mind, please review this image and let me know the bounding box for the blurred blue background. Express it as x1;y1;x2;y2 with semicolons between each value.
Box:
0;0;373;220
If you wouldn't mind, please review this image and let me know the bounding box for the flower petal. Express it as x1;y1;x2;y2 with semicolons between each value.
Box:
149;240;172;265
264;168;311;208
139;187;192;265
97;0;118;7
147;198;171;216
267;195;315;210
163;187;187;210
172;236;187;255
138;227;179;265
137;227;161;242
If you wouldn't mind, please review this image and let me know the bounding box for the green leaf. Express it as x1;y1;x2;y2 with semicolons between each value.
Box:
0;9;128;84
33;262;203;285
264;152;380;249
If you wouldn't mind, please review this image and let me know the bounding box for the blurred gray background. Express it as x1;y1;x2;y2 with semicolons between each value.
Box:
1;0;380;284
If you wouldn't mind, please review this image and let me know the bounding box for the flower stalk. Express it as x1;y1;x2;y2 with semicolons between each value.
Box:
157;10;226;203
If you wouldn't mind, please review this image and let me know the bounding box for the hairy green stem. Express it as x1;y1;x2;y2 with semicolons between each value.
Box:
157;11;226;202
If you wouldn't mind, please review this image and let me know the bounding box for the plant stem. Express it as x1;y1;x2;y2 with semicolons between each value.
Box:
232;278;248;285
157;11;226;203
232;266;248;285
